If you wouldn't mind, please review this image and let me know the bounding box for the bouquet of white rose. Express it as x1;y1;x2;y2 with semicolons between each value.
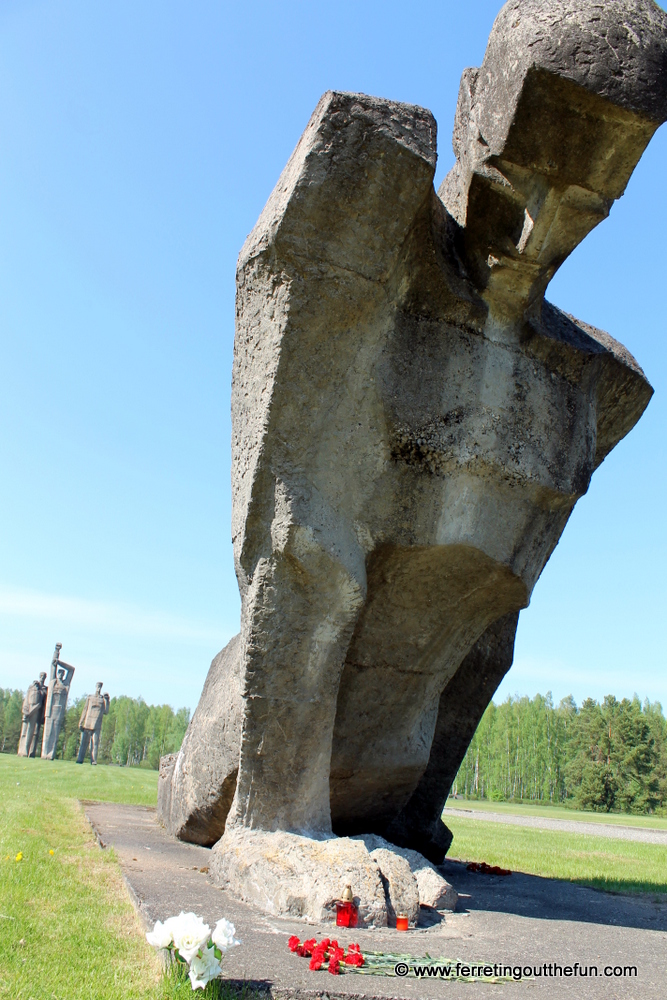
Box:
146;911;240;990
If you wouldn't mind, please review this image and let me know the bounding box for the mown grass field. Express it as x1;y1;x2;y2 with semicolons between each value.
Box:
444;814;667;895
0;755;251;1000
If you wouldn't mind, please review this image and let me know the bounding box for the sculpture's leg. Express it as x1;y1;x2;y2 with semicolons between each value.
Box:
17;718;31;756
28;724;42;758
207;533;410;927
227;531;366;834
90;730;100;765
41;716;55;759
385;612;519;863
76;730;91;764
20;715;38;758
158;635;243;845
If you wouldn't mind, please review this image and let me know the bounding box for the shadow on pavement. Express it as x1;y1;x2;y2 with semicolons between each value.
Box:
440;860;667;931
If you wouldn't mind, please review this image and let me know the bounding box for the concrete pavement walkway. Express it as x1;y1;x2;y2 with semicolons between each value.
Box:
83;802;667;1000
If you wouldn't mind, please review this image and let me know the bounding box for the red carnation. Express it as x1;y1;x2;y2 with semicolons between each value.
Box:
344;952;365;967
328;957;341;975
288;936;301;953
302;938;316;956
309;954;324;971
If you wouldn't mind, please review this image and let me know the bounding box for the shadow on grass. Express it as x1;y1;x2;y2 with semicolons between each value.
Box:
158;964;271;999
440;860;667;931
568;877;667;896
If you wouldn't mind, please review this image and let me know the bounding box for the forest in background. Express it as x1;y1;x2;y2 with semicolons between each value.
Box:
0;689;189;768
453;693;667;814
2;686;667;814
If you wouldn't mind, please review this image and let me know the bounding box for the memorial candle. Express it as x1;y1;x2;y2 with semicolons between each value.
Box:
335;885;358;928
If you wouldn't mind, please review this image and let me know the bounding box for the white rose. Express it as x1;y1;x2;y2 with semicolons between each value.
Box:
188;945;221;989
211;917;240;952
168;911;211;963
146;919;173;949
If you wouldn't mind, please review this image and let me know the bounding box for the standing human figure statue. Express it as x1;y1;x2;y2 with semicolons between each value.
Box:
17;672;48;757
76;682;110;765
41;643;75;760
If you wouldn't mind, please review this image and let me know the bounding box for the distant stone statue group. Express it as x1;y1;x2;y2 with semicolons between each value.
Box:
17;643;110;764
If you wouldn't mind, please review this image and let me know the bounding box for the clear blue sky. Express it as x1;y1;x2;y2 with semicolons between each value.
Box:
1;0;665;713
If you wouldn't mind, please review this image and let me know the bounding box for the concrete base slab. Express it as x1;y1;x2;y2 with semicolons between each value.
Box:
83;802;667;1000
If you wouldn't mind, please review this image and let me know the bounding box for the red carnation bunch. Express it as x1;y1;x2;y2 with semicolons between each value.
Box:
308;937;330;971
288;936;365;975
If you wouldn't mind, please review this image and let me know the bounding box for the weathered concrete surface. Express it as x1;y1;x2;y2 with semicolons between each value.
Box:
209;828;455;928
160;0;666;920
354;834;457;912
442;0;667;325
386;612;520;862
366;847;420;927
159;635;242;845
210;828;389;927
87;803;667;1000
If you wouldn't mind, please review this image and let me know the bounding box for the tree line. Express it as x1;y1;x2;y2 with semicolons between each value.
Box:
453;693;667;814
3;685;666;812
0;688;190;768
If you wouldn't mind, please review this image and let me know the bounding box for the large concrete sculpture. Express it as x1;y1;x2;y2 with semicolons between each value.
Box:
41;644;76;760
76;683;110;765
160;0;666;923
17;672;48;757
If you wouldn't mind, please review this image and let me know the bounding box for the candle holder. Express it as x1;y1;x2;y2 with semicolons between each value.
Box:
396;913;409;931
335;885;359;928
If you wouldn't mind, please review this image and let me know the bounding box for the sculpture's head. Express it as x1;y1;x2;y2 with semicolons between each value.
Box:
95;681;103;694
57;668;66;682
440;0;667;324
39;672;47;684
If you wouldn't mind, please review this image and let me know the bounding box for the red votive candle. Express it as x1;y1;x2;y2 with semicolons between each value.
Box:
336;886;359;928
336;900;358;928
396;914;409;931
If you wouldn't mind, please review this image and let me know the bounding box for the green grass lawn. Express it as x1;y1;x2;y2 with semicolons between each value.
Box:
3;754;159;807
0;755;249;1000
445;797;667;829
445;815;667;895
